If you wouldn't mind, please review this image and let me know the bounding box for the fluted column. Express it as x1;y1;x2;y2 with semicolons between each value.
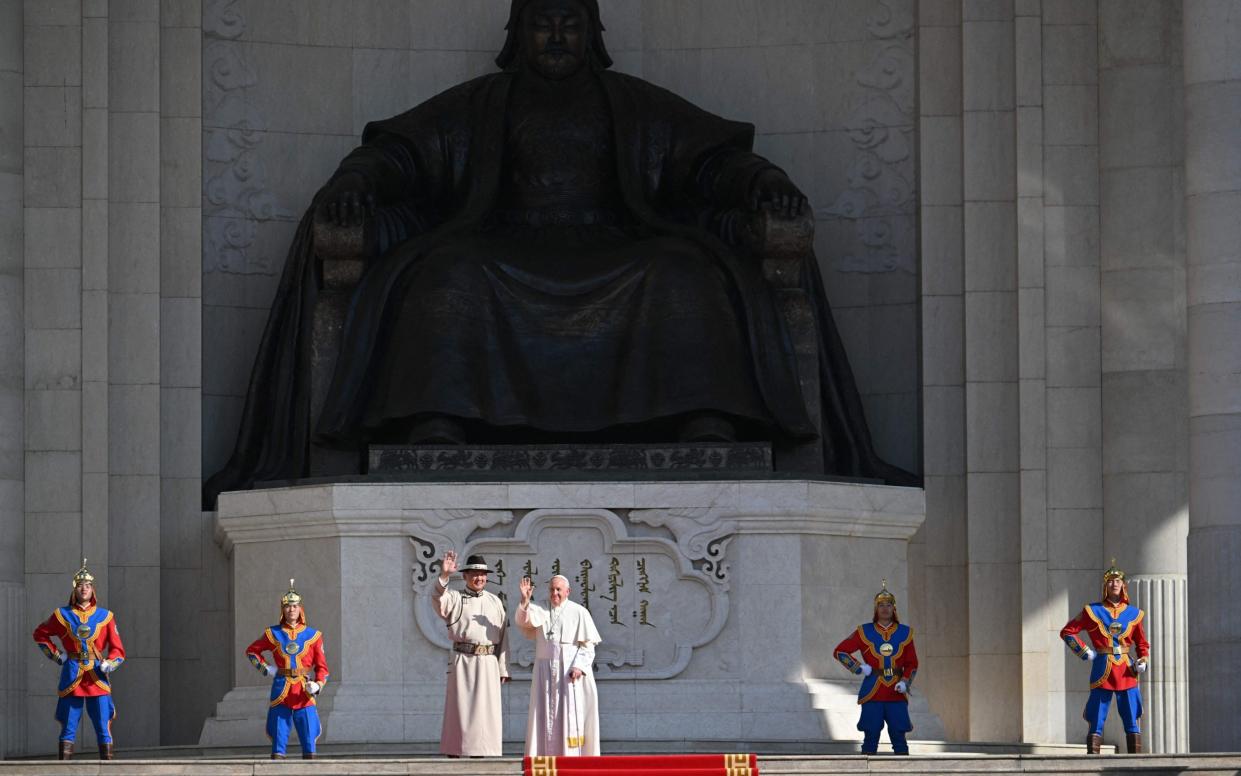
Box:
1184;0;1241;753
1128;576;1189;752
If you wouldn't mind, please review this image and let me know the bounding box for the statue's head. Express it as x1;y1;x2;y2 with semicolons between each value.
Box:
496;0;613;77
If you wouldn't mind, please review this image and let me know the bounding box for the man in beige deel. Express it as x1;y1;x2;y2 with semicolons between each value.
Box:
433;551;511;757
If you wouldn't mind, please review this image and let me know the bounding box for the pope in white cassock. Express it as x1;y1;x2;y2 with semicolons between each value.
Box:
517;574;603;756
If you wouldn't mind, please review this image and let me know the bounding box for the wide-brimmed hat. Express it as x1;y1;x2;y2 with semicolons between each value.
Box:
459;555;495;573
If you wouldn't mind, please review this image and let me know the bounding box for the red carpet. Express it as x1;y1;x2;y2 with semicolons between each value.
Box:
523;753;759;775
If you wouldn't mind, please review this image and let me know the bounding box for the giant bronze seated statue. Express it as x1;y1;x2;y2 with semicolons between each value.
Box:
203;0;913;508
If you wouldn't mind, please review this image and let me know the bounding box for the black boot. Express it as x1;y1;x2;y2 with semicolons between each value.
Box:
1126;733;1142;754
1086;734;1102;754
99;742;114;760
58;741;73;760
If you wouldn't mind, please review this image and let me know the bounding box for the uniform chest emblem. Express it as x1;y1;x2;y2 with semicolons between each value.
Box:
76;623;91;641
284;642;301;656
1108;622;1123;636
879;642;894;657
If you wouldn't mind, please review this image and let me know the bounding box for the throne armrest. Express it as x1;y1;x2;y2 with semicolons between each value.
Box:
715;208;815;289
312;217;371;290
739;209;815;289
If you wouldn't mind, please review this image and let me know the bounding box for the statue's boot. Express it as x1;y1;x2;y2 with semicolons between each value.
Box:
1126;733;1142;754
409;416;466;445
303;752;317;760
58;741;73;760
678;412;737;443
99;743;114;760
1086;734;1102;755
271;753;285;760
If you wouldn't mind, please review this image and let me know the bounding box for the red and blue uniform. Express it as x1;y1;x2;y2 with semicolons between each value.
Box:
32;595;126;747
834;620;919;754
1061;599;1149;735
245;621;329;757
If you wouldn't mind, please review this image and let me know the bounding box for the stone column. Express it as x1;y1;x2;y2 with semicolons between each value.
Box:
23;0;85;755
0;0;24;758
917;0;969;743
1098;0;1189;753
1184;0;1241;753
1014;0;1049;745
108;0;162;747
961;0;1023;742
158;1;209;744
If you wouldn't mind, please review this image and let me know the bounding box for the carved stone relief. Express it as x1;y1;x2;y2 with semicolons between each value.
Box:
203;0;291;276
818;0;917;275
409;509;731;681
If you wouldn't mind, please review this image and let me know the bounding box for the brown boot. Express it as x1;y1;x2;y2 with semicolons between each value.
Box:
1086;734;1102;754
99;743;114;760
1126;733;1142;754
303;752;317;759
58;740;74;760
271;753;285;760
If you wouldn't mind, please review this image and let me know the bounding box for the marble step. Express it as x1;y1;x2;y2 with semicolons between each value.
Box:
2;754;1239;775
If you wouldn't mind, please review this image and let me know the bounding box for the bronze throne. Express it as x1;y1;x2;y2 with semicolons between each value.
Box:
307;208;827;477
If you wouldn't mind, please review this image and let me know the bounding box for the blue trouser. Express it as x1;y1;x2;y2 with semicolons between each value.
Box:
266;704;321;756
1084;687;1142;735
858;701;911;754
56;695;115;744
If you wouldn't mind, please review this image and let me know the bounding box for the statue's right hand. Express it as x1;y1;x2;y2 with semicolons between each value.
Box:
315;172;377;228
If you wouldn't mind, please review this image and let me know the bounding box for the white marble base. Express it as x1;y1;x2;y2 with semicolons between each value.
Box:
200;480;937;746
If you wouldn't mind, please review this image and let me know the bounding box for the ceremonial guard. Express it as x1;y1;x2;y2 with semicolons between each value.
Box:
833;581;918;755
32;559;127;760
433;550;511;757
245;580;330;760
1060;559;1149;754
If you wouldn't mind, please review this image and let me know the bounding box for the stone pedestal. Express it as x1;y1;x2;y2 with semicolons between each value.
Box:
199;480;940;747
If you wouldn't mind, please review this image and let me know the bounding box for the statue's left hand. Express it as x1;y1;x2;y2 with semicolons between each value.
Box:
747;168;808;218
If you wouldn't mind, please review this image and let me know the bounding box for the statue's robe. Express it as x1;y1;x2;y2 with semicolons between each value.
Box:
203;68;910;507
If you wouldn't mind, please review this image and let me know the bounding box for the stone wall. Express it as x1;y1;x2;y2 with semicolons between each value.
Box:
4;0;218;755
913;0;1190;752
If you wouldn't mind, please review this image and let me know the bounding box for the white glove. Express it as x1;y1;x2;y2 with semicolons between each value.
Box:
860;664;873;677
99;659;116;674
1135;660;1147;674
306;680;321;696
895;680;908;694
1083;648;1096;661
264;664;277;678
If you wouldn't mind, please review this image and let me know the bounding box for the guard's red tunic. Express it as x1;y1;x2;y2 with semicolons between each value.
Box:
32;599;126;697
1060;601;1149;691
833;622;919;703
245;623;329;710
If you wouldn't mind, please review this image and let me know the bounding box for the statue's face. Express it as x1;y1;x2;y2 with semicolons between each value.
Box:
521;0;589;80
